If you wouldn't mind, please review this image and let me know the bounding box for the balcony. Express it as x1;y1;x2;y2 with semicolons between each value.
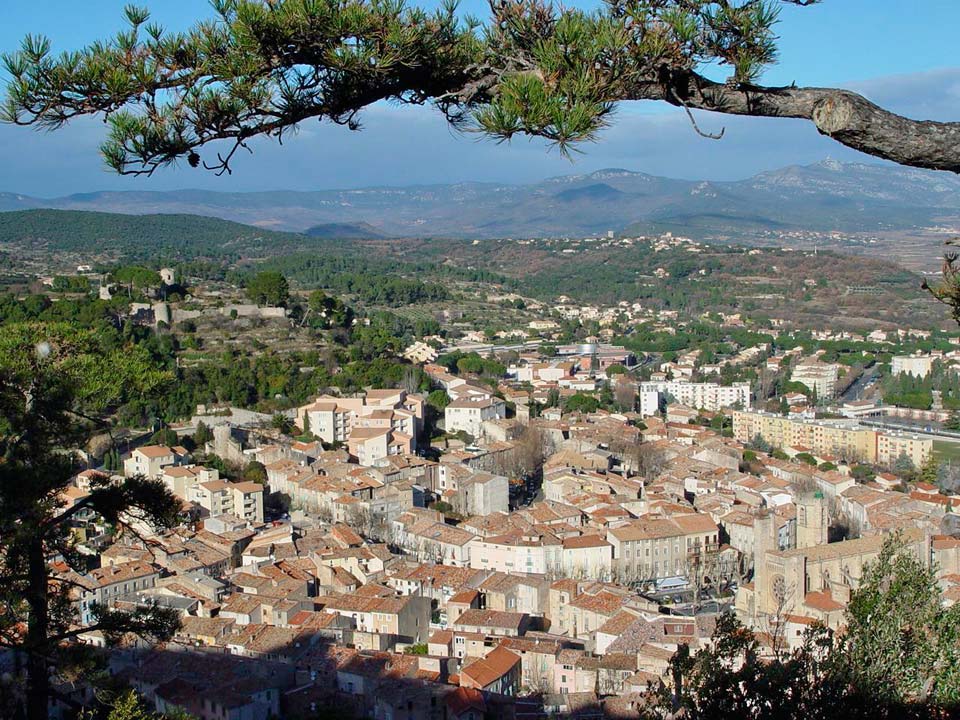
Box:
687;542;719;556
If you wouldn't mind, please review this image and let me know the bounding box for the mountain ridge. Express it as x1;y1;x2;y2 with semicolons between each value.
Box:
4;160;960;239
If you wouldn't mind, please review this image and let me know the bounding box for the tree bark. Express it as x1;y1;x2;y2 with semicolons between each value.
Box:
632;71;960;173
25;538;49;720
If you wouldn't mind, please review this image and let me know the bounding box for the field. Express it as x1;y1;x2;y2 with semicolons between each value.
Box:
933;439;960;464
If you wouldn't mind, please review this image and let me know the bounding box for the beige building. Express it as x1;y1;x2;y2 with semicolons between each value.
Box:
392;518;477;566
876;430;934;468
739;510;926;628
607;514;719;582
438;465;510;516
320;594;431;645
732;410;932;467
296;390;421;460
403;341;439;364
561;535;614;581
161;464;221;498
721;510;758;558
347;427;413;466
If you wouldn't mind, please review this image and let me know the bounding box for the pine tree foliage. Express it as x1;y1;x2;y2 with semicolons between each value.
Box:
0;323;184;720
2;0;483;176
6;1;960;174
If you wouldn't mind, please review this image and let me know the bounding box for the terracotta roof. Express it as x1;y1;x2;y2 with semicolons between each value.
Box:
86;561;157;588
448;590;480;605
230;481;263;493
460;646;520;688
164;466;200;478
562;534;611;550
454;609;526;630
597;610;640;636
803;591;844;613
429;630;453;645
568;590;623;615
608;514;716;542
136;445;174;459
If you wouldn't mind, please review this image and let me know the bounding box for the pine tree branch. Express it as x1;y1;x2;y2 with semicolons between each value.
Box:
637;71;960;173
3;0;959;175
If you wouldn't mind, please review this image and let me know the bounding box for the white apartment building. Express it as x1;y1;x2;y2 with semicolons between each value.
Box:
296;391;421;459
445;395;507;438
638;380;751;418
124;444;188;479
791;361;839;399
188;479;264;523
469;532;563;576
891;354;934;379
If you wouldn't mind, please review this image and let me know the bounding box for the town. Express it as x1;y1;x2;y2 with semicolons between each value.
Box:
3;2;960;713
13;243;960;720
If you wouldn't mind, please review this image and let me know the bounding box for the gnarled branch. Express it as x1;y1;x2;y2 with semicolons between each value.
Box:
2;0;959;175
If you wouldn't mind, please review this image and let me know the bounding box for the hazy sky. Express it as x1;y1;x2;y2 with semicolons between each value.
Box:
2;0;960;195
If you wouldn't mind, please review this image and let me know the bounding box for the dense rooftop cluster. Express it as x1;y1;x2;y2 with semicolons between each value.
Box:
45;331;960;719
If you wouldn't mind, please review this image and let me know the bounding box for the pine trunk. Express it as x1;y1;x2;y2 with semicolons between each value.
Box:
25;538;49;720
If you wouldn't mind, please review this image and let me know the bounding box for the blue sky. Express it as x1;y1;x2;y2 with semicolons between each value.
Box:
2;0;959;194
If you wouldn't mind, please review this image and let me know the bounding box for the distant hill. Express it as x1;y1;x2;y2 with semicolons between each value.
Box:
0;206;943;330
554;183;626;203
0;209;316;259
0;192;42;212
5;160;960;239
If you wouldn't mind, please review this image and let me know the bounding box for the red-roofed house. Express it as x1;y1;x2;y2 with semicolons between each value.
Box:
459;645;521;696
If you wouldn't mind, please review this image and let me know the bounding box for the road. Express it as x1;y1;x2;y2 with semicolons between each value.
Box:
839;367;880;403
640;587;736;616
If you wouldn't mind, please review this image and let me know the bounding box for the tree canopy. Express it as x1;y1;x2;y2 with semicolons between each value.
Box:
3;0;960;177
245;270;289;307
0;323;183;720
640;536;960;719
